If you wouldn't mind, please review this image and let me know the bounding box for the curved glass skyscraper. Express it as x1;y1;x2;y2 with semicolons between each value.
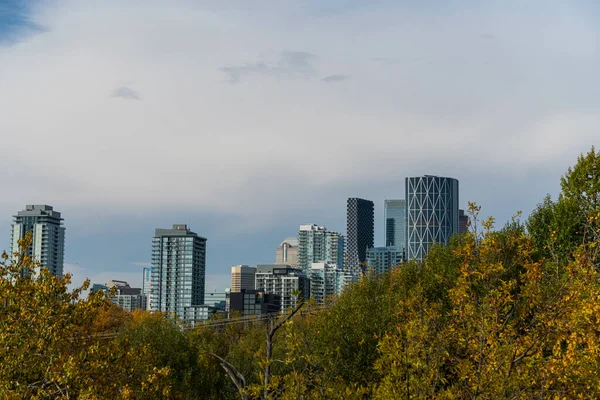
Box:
405;176;459;260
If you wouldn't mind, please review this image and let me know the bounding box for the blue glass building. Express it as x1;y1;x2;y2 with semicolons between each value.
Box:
384;199;406;257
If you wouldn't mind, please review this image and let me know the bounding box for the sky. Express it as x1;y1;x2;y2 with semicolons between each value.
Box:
0;0;598;291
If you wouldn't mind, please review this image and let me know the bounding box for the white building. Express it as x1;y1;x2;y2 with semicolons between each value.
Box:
255;264;309;312
142;267;152;311
366;246;403;274
297;224;344;274
92;280;147;312
10;205;65;278
309;263;358;305
183;305;219;326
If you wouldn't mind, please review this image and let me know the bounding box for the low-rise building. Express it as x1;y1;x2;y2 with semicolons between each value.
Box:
91;280;147;312
366;246;403;274
183;305;220;325
204;290;229;311
229;289;281;316
255;264;309;312
309;263;358;305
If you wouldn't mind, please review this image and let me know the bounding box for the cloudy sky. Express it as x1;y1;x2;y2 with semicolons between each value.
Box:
1;0;598;291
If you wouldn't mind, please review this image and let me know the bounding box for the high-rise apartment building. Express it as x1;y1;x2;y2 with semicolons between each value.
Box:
406;176;459;260
255;264;309;312
297;224;344;274
142;267;152;310
384;200;406;256
275;237;298;267
346;198;374;273
10;205;66;278
366;246;403;275
150;224;207;320
309;263;357;305
231;265;256;292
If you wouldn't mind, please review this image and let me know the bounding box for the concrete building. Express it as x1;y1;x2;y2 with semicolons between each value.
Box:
366;247;403;275
346;198;374;274
142;267;152;311
183;305;219;325
309;263;358;305
91;280;147;312
406;176;459;260
255;264;309;312
150;224;207;321
275;237;299;267
231;265;256;292
384;200;406;257
229;289;281;316
10;205;66;278
297;224;344;274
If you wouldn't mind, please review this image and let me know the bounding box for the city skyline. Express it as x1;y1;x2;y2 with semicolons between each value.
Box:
1;1;598;291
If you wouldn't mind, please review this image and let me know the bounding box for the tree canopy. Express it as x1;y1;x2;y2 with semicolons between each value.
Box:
1;147;599;398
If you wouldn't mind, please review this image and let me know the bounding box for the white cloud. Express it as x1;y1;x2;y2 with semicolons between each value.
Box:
0;0;598;228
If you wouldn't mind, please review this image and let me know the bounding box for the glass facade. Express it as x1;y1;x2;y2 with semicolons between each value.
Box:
204;291;228;311
384;199;406;254
346;198;374;273
150;225;206;320
366;246;403;274
406;176;459;260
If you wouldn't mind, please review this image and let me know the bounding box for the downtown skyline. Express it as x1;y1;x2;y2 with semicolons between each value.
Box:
1;1;598;291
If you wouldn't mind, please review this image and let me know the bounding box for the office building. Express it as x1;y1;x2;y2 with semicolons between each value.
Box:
459;209;469;234
255;264;309;312
91;280;147;312
275;237;299;267
231;265;256;292
150;224;207;320
297;224;344;274
366;247;403;275
309;263;358;305
346;198;374;273
229;289;281;316
10;205;66;278
384;200;406;255
406;176;459;260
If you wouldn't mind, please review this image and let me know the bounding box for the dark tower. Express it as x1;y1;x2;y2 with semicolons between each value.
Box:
346;198;374;273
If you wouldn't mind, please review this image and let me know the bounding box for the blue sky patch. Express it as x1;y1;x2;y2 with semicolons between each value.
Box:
0;1;44;44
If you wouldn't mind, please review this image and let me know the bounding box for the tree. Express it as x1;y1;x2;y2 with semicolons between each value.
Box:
528;147;600;268
0;233;171;399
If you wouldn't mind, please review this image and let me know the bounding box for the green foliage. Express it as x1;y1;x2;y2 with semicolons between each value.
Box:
117;311;200;399
2;147;600;399
528;147;600;267
0;233;171;399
